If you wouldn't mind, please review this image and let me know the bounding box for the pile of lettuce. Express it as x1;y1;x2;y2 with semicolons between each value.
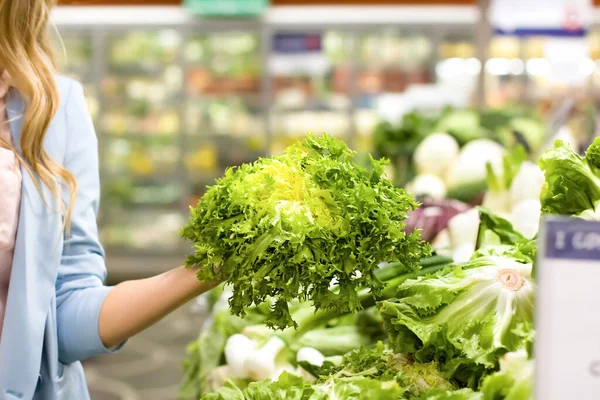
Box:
180;256;454;399
178;133;595;400
180;211;537;399
182;134;430;330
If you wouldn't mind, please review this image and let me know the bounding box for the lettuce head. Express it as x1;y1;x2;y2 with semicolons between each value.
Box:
182;134;429;330
379;255;535;387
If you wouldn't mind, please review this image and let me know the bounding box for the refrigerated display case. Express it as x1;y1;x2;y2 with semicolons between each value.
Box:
101;30;187;256
268;30;353;155
54;18;267;274
183;30;265;205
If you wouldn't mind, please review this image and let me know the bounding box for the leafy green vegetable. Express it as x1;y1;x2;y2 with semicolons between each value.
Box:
373;112;437;187
306;341;455;398
182;134;430;330
539;138;600;219
480;350;533;400
417;388;483;400
181;256;454;398
180;302;271;399
504;118;545;154
202;371;403;400
373;113;436;161
434;110;484;146
379;254;535;388
485;146;527;194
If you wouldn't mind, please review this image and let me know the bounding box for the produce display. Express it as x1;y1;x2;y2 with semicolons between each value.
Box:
374;107;545;202
100;31;185;253
180;211;536;399
177;128;600;400
177;130;600;399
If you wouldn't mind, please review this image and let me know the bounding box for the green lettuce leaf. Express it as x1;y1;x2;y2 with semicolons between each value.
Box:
434;109;484;145
475;208;536;264
539;139;600;219
182;134;430;330
379;255;535;387
476;207;527;247
480;350;533;400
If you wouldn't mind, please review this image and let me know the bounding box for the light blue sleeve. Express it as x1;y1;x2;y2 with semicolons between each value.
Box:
55;80;124;364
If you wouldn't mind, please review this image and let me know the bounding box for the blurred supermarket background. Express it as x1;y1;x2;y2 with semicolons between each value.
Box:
52;0;599;398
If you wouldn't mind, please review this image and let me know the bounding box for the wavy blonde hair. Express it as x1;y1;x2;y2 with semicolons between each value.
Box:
0;0;76;231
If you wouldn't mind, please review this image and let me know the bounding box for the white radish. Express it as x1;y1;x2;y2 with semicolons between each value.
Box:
509;161;545;206
225;334;256;378
296;366;317;382
447;208;481;248
446;139;505;187
204;365;232;392
244;336;287;381
297;347;326;367
452;243;476;263
413;132;460;177
511;199;541;239
269;363;297;381
431;228;452;257
482;190;512;216
407;174;447;200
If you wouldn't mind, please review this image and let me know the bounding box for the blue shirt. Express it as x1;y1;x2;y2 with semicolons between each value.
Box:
0;76;121;399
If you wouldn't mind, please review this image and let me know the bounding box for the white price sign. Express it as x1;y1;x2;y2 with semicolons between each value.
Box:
490;0;592;36
269;33;329;76
536;217;600;399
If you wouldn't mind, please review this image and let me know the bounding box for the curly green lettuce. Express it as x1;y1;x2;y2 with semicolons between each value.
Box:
303;342;455;399
417;388;483;400
379;255;535;387
182;134;430;330
202;371;403;400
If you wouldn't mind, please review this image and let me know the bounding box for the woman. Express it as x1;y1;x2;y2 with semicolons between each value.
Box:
0;1;217;399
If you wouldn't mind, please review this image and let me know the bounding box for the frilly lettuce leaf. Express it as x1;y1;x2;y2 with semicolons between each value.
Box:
379;255;535;387
182;134;430;330
417;388;483;400
306;341;455;398
201;371;403;400
480;350;533;400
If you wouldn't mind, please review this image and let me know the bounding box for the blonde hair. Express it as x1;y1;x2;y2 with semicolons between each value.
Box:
0;0;76;231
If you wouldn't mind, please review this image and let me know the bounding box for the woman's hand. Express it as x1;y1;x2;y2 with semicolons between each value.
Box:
98;265;220;350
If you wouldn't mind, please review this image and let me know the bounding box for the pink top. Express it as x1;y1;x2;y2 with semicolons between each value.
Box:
0;72;21;337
